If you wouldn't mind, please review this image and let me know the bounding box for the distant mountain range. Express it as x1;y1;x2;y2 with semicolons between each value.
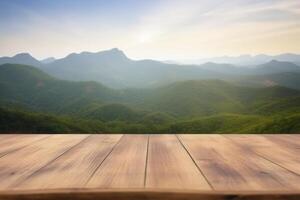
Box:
1;49;300;89
198;60;300;75
41;48;224;88
1;48;300;134
176;53;300;66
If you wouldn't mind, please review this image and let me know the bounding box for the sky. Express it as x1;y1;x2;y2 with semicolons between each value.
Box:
0;0;300;60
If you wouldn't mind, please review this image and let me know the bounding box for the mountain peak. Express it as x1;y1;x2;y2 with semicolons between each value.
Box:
0;52;41;67
264;59;297;66
98;48;126;57
63;48;128;60
13;53;33;58
256;59;300;73
95;48;129;61
110;47;122;52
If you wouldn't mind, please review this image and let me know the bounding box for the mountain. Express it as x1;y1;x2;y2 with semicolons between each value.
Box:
1;63;300;133
198;62;248;75
199;60;300;76
135;80;300;117
0;63;120;113
42;48;224;88
253;60;300;74
2;50;300;89
44;49;300;88
0;53;42;67
233;72;300;90
1;63;300;117
41;57;56;64
178;53;300;66
136;80;246;116
274;53;300;64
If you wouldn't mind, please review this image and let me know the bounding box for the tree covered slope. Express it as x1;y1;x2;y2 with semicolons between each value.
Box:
1;63;300;133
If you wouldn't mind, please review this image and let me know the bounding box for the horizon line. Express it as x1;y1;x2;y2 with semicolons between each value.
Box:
2;48;300;61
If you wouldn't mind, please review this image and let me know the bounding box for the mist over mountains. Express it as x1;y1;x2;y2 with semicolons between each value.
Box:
176;53;300;66
1;48;300;89
1;48;300;133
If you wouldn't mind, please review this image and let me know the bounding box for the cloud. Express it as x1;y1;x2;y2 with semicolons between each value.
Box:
0;0;300;59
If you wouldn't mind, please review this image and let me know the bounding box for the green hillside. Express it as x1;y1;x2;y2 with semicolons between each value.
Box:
134;80;300;117
1;63;300;133
82;103;144;122
0;64;120;113
166;113;300;134
233;72;300;90
0;107;106;133
2;106;299;134
138;80;246;116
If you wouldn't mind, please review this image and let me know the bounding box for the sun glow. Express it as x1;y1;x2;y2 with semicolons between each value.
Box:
137;30;161;44
138;32;152;43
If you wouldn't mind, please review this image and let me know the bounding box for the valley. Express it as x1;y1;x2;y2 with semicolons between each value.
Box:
1;50;300;134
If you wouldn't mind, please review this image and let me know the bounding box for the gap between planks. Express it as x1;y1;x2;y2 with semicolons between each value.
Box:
84;134;124;186
223;135;300;177
143;135;150;187
175;134;214;190
0;134;299;192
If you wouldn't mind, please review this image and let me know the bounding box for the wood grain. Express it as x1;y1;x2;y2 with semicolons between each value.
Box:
179;134;300;191
0;134;48;158
263;135;300;152
227;135;300;176
12;135;122;189
0;134;87;190
0;134;299;198
146;135;211;189
87;135;148;188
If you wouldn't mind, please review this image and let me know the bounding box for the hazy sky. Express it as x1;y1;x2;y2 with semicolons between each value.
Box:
1;0;300;60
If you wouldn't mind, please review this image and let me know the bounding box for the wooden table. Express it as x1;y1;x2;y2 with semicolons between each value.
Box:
0;134;299;199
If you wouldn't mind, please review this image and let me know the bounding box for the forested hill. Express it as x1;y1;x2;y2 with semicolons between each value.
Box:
1;63;300;133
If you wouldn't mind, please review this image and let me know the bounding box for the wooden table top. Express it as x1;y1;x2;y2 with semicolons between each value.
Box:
0;134;299;200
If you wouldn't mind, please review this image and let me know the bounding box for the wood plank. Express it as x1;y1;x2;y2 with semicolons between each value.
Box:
11;134;122;190
0;189;299;200
0;134;299;195
179;134;300;191
0;134;87;190
227;135;300;176
263;135;300;152
0;135;49;158
223;134;300;151
146;135;211;190
87;135;148;188
0;134;21;143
